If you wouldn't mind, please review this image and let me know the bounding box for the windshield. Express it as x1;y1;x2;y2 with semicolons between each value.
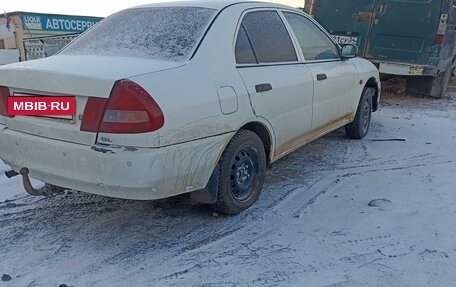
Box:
60;7;216;61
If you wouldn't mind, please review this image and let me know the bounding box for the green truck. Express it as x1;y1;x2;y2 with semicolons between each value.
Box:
311;0;456;98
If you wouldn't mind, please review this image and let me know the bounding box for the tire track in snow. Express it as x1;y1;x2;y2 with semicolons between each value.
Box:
159;137;454;283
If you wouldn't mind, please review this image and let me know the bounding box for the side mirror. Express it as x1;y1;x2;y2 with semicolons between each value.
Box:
340;44;358;59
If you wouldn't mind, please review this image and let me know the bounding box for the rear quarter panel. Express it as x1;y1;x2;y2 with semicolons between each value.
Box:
128;4;260;148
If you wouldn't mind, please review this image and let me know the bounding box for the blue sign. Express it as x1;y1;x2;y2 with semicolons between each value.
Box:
21;12;103;33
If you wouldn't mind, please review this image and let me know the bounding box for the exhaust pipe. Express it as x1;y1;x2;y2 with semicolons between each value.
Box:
4;170;19;179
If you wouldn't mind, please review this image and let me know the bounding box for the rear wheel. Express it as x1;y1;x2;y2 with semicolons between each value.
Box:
213;130;266;215
345;87;373;139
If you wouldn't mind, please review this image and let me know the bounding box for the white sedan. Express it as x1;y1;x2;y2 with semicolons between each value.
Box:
0;0;380;214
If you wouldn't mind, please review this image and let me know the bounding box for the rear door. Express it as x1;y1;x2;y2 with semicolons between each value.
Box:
235;10;314;156
366;0;444;64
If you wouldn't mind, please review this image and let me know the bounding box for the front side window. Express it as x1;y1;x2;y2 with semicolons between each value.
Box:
239;10;297;64
61;7;216;61
283;12;339;61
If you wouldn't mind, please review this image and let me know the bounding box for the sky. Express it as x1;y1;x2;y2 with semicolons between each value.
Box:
1;0;306;17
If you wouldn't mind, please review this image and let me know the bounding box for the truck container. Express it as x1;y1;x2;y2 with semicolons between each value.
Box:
312;0;456;98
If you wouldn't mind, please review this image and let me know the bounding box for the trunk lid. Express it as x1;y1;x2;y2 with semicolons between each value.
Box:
0;55;183;146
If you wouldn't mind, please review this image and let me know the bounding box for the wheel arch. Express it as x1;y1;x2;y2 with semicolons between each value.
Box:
365;77;380;112
191;120;274;205
239;121;274;165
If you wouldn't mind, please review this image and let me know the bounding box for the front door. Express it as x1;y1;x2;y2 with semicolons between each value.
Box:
282;11;358;131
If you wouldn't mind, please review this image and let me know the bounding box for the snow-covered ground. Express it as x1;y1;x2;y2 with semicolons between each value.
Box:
1;81;456;287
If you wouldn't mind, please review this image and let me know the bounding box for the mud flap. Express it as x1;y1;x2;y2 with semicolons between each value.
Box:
190;166;219;204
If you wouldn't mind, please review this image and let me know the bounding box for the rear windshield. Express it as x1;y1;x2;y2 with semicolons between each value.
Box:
60;7;216;61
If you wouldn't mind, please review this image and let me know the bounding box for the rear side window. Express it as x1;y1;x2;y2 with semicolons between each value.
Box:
61;7;216;61
235;25;257;64
240;11;297;63
283;12;339;61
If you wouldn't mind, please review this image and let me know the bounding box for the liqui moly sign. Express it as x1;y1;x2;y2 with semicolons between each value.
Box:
21;13;102;33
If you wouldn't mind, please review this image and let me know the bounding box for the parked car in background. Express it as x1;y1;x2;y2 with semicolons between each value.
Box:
312;0;456;98
0;0;380;214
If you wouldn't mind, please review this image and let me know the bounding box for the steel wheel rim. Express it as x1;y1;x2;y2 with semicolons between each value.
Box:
229;147;258;203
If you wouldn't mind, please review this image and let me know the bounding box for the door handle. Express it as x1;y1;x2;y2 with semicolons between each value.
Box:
316;74;328;81
255;83;273;93
356;11;378;22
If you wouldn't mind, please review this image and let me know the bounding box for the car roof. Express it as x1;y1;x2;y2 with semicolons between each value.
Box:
133;0;294;11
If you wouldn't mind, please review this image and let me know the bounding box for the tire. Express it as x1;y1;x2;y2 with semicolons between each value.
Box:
345;87;373;140
212;130;266;215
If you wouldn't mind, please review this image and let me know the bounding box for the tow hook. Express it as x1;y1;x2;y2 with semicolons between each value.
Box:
19;168;65;196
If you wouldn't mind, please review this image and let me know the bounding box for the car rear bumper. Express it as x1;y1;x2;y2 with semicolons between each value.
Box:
0;125;231;200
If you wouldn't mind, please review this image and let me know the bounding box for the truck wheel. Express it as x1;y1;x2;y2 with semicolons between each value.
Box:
345;87;373;140
213;130;266;215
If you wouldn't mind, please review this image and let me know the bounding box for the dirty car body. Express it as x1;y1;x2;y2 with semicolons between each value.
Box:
0;0;380;213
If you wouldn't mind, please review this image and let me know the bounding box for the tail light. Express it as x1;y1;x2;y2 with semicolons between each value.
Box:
80;97;107;132
0;85;12;118
80;79;164;134
434;34;445;45
435;14;448;45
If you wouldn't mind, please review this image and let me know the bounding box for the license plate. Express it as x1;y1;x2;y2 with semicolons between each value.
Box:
9;94;76;119
332;35;359;46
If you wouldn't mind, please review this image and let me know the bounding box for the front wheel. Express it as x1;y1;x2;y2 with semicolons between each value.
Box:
345;87;373;139
213;130;266;215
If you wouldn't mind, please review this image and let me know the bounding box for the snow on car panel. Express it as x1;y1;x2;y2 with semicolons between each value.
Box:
61;7;216;61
